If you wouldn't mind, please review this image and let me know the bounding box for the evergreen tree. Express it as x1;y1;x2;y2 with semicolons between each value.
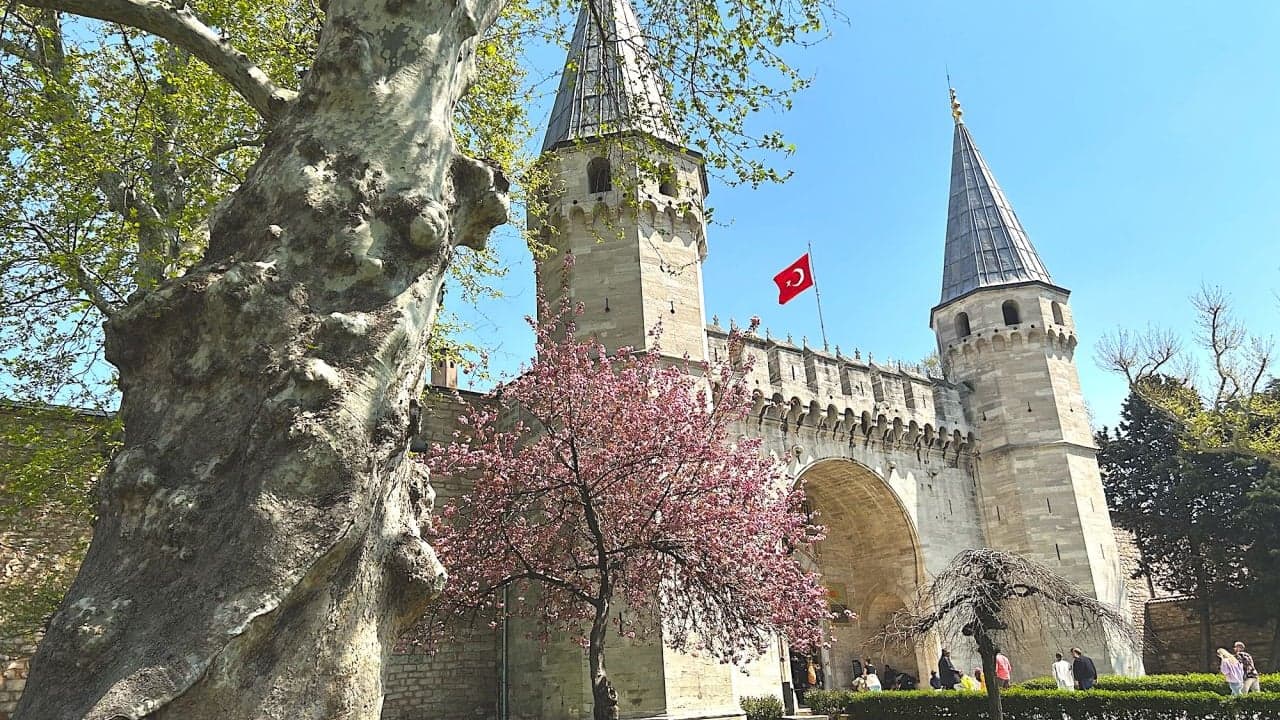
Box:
1239;380;1280;669
1098;378;1258;671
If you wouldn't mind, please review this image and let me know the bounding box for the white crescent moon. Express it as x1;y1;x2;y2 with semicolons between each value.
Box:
788;267;806;287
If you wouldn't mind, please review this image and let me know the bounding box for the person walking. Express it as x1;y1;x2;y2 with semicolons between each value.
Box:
1051;653;1075;690
1070;648;1098;690
1234;642;1262;693
938;649;960;690
1218;647;1244;695
995;652;1012;688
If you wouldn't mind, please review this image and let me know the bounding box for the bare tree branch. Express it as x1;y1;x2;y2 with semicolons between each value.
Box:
1097;326;1181;386
879;548;1138;655
17;0;297;119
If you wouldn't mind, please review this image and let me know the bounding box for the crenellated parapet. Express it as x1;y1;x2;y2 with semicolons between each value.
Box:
942;322;1078;367
707;324;977;463
530;144;709;260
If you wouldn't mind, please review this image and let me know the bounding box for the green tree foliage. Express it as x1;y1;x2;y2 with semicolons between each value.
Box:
0;0;836;665
0;2;532;412
1097;378;1278;670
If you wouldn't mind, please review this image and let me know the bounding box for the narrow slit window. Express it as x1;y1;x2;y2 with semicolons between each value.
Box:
587;157;612;193
1001;300;1021;326
657;163;677;197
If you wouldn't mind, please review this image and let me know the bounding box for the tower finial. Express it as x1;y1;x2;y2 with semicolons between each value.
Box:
949;87;964;125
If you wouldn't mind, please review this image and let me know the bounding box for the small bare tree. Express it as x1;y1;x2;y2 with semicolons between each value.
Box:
879;549;1138;720
1097;285;1277;464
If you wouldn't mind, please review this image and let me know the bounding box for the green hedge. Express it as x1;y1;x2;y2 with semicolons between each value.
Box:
1018;673;1280;694
843;688;1280;719
739;694;783;720
804;690;856;717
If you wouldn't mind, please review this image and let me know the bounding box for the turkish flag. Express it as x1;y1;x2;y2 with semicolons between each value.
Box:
773;253;815;305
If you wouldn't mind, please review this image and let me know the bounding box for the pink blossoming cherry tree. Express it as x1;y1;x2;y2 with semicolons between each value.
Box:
425;310;831;720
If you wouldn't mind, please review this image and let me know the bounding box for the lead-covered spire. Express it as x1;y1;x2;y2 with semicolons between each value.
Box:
542;0;680;152
939;91;1054;305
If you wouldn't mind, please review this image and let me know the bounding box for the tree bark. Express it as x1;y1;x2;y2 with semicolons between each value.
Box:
15;0;508;718
1199;599;1214;673
974;627;1002;720
1269;616;1280;673
590;599;619;720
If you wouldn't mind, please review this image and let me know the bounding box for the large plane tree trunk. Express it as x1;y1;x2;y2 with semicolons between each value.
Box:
16;1;508;718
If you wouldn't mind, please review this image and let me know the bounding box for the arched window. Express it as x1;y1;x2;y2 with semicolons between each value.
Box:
587;157;612;193
657;162;677;197
954;312;971;338
1051;301;1065;325
1002;300;1021;326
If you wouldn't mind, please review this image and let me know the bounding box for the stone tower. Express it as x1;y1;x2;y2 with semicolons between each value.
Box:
505;4;774;718
530;0;710;364
929;92;1136;673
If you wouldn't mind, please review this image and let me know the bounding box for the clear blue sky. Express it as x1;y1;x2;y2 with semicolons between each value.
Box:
450;0;1280;430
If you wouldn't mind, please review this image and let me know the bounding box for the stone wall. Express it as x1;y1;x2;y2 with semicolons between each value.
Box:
0;403;108;717
1143;597;1277;675
1113;530;1152;644
384;388;503;720
0;656;29;720
385;623;499;720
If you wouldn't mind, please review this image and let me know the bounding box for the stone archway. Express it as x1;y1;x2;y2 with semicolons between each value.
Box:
798;459;929;690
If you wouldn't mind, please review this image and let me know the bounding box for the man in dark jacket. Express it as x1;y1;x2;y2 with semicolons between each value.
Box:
1070;647;1098;690
938;649;960;689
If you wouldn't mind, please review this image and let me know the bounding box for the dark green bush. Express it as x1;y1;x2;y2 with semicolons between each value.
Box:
1019;673;1280;694
843;688;1280;719
804;689;855;717
740;694;783;720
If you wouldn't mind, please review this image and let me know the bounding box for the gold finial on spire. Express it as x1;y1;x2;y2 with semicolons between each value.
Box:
949;87;964;125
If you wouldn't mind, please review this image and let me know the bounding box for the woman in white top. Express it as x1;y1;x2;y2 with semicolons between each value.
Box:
1219;647;1244;696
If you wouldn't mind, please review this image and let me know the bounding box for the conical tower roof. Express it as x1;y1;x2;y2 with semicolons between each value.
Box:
542;0;680;152
940;95;1054;306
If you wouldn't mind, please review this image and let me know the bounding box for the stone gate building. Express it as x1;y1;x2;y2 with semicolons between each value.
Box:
382;0;1142;717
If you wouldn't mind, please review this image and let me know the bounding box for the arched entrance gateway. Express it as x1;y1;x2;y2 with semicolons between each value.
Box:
797;459;931;691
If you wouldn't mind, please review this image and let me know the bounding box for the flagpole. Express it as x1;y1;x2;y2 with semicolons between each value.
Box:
807;240;830;351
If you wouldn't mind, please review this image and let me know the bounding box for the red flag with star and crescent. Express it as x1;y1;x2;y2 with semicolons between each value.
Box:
773;253;815;305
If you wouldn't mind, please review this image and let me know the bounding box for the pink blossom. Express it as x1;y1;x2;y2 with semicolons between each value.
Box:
422;297;829;703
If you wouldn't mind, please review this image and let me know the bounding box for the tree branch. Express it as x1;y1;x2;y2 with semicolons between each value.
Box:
12;220;117;317
18;0;296;120
0;36;37;63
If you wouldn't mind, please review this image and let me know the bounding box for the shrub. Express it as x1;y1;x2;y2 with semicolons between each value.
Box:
740;694;783;720
842;688;1280;719
804;689;855;717
1019;672;1280;694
